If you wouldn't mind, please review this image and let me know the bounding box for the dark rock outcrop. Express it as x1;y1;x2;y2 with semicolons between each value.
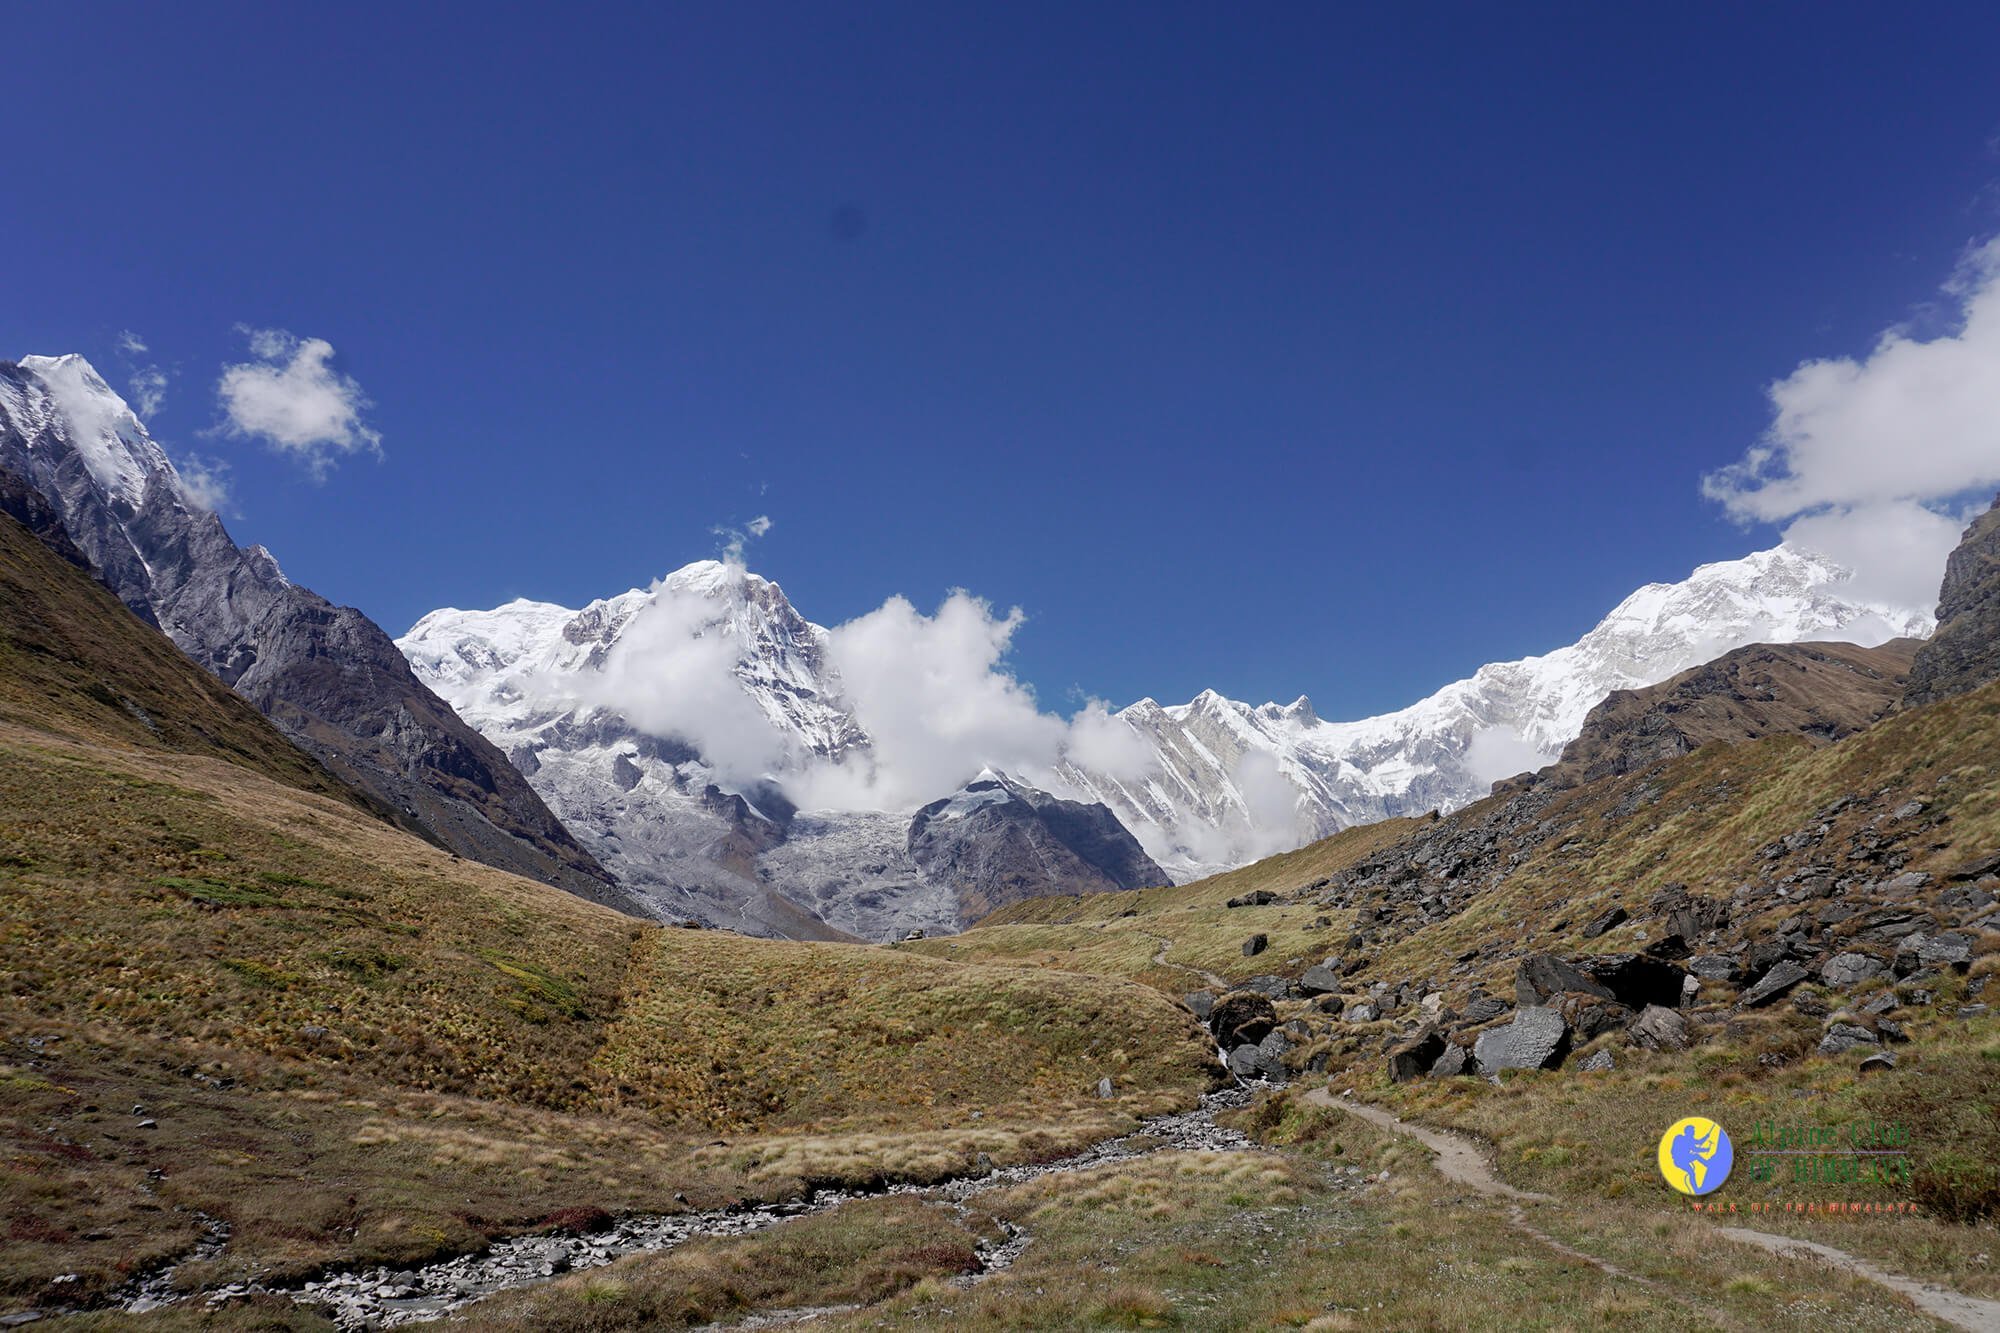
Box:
1515;954;1614;1007
1903;495;2000;708
907;773;1167;922
1525;640;1918;794
1207;992;1278;1049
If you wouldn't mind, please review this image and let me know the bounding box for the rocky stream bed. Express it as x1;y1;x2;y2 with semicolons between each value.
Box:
115;1085;1256;1329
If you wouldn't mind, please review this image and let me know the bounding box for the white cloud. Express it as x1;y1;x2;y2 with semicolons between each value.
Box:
813;591;1069;808
174;454;232;513
714;515;773;562
128;367;168;418
116;330;148;355
217;327;381;477
576;577;792;786
1704;235;2000;610
1462;724;1556;790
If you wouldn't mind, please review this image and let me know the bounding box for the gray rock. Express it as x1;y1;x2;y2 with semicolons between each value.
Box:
1095;1077;1115;1099
1242;933;1269;957
1227;890;1278;908
1515;954;1615;1006
1429;1043;1472;1077
1183;991;1214;1021
1472;1005;1570;1073
1243;973;1292;998
1737;961;1810;1008
1578;1049;1616;1072
1820;952;1885;989
1581;906;1628;939
1346;1002;1380;1023
1902;495;2000;707
1575;953;1689;1009
1459;996;1510;1026
1226;1045;1263;1079
1861;991;1898;1015
1386;1028;1446;1083
1557;993;1634;1042
1858;1050;1898;1075
1313;993;1345;1016
1208;992;1279;1048
1297;964;1342;997
1917;933;1974;971
1628;1004;1690;1052
1818;1024;1880;1057
1255;1030;1294;1080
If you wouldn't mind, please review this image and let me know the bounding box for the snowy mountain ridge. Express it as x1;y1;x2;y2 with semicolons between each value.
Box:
400;543;1933;908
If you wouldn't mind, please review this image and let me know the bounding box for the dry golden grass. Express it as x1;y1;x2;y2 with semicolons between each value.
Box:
0;727;1215;1309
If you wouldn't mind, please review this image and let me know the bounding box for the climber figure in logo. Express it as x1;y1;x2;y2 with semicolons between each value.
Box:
1658;1116;1732;1196
1670;1120;1720;1194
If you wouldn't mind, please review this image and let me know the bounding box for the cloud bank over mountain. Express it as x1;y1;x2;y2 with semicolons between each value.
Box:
1706;234;2000;611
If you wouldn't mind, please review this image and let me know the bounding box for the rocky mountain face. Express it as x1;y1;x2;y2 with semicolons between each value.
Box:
1055;547;1935;878
907;772;1167;923
401;566;1163;938
1168;506;2000;1089
1511;638;1920;795
0;354;633;915
1902;494;2000;709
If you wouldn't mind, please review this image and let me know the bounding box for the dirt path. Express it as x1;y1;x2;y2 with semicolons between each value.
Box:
1718;1228;2000;1332
1144;932;1228;991
1303;1088;2000;1332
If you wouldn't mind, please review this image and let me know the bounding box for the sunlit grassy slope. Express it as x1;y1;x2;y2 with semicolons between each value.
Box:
0;511;1216;1311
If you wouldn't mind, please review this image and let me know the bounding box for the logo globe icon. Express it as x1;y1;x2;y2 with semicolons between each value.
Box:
1658;1116;1733;1196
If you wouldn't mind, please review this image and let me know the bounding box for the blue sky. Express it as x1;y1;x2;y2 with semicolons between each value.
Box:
5;3;1999;718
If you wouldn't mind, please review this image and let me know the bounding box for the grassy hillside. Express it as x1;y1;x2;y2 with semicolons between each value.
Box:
0;507;376;813
916;674;2000;1304
903;815;1430;992
0;728;1214;1310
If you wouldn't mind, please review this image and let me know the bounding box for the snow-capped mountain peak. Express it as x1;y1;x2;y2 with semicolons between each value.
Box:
1056;542;1933;878
5;354;180;510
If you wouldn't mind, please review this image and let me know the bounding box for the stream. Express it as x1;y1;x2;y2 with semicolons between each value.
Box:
122;1086;1256;1329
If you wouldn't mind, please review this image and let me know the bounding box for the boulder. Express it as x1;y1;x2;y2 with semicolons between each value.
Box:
1628;1004;1690;1052
1858;1050;1898;1075
1818;1024;1880;1057
1575;953;1689;1010
1346;1001;1380;1023
1737;961;1810;1008
1225;1045;1263;1079
1459;996;1510;1026
1298;964;1343;997
1581;906;1628;939
1242;933;1269;957
1313;994;1345;1016
1096;1077;1115;1099
1183;991;1215;1021
1227;890;1278;908
1472;1006;1570;1073
1557;992;1635;1042
1254;1030;1293;1081
1578;1049;1616;1072
1429;1043;1473;1078
1207;992;1278;1048
1688;954;1739;984
1243;974;1292;998
1820;953;1884;989
1515;954;1615;1006
1917;933;1975;972
1386;1027;1446;1083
